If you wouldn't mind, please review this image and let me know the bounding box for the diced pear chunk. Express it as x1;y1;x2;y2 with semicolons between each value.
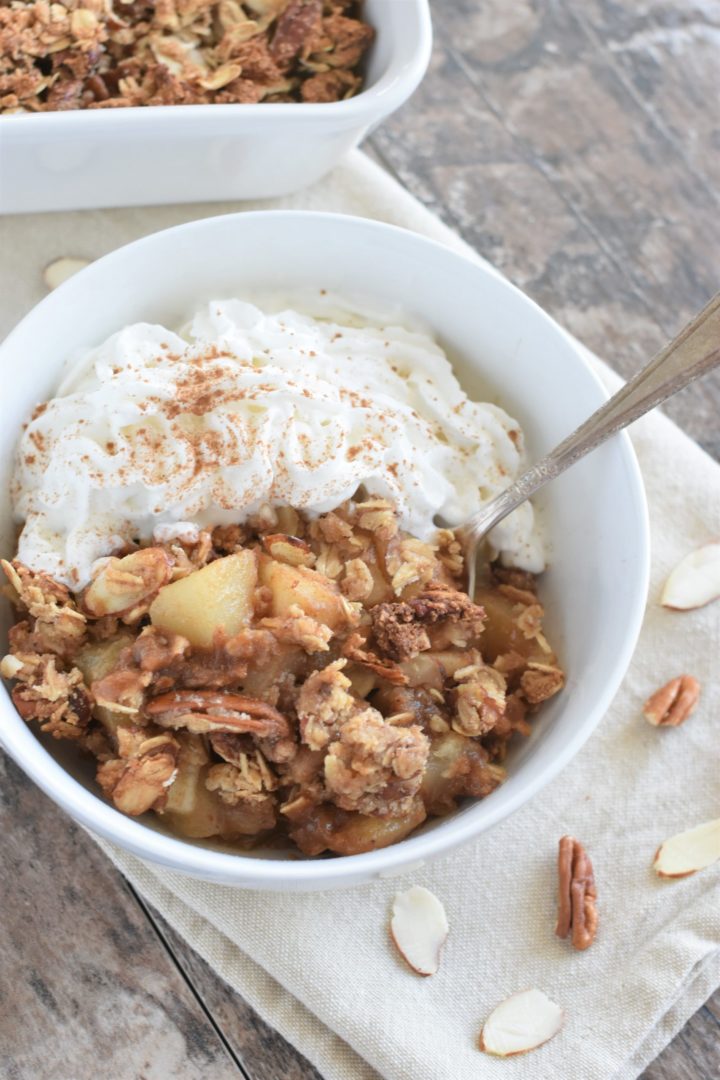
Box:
75;632;134;685
258;554;348;630
150;550;257;648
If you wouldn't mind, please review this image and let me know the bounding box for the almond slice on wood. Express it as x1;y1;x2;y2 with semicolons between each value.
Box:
479;988;564;1057
390;885;448;976
661;543;720;610
653;818;720;878
43;256;90;291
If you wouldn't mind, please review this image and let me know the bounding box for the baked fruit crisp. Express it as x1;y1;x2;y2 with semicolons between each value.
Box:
0;497;564;857
0;0;374;114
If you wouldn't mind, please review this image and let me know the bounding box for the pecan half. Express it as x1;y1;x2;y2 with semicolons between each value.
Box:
145;690;290;738
643;675;700;727
555;836;598;951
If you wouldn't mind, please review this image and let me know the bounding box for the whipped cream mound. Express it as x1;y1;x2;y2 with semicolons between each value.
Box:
12;298;543;587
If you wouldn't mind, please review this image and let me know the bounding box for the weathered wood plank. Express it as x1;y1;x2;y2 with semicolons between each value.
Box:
372;1;720;458
0;752;245;1080
136;901;325;1080
641;1005;720;1079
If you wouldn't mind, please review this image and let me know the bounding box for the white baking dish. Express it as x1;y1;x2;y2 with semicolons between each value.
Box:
0;0;431;214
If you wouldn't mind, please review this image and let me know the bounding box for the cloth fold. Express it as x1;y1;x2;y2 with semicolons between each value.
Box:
7;151;719;1080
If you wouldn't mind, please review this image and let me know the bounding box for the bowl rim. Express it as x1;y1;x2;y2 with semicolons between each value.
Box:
0;0;432;134
0;209;650;887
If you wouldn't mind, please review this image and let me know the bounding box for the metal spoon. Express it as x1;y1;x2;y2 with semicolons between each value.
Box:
458;290;720;597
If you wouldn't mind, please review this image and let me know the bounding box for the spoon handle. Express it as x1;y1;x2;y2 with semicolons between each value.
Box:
460;289;720;550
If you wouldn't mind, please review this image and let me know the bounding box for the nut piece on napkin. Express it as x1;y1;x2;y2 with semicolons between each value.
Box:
555;835;598;950
43;257;90;291
643;675;700;727
661;542;720;610
390;885;448;976
479;988;564;1057
654;818;720;878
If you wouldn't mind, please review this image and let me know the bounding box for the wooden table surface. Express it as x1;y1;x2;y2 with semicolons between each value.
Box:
2;1;720;1077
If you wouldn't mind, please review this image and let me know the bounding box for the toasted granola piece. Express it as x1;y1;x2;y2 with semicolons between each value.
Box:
5;652;92;740
371;583;485;662
161;529;213;580
209;731;252;767
313;510;354;544
81;725;113;762
490;564;538;593
352;497;399;543
300;67;357;102
372;682;449;732
270;0;322;67
260;604;333;653
218;36;282;84
224;626;278;667
211;523;249;555
520;662;565;705
493;649;529;683
341;633;409;686
404;583;486;626
276;743;325;786
131;626;190;672
96;729;179;816
91;665;152;718
514;602;551;652
145;689;291;739
205;764;277;830
385;536;438;596
482;691;531;762
435;528;464;579
340;557;374;602
311;11;374;69
451;660;506;737
323;709;429;816
295;659;356;750
371;609;431;663
262;533;315;568
206;748;277;803
82;548;173;622
497;583;539;608
1;559;87;658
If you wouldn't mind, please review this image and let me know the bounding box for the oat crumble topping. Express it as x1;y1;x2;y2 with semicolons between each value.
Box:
1;497;565;856
0;0;373;113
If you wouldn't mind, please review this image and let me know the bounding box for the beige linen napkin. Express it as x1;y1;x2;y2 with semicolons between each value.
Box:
3;151;719;1080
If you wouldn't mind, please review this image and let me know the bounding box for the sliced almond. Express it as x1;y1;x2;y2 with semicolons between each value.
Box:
390;885;448;976
653;818;720;878
479;988;564;1057
661;543;720;610
43;256;90;291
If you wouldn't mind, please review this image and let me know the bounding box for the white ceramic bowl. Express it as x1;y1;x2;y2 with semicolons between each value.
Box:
0;0;431;214
0;211;650;889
